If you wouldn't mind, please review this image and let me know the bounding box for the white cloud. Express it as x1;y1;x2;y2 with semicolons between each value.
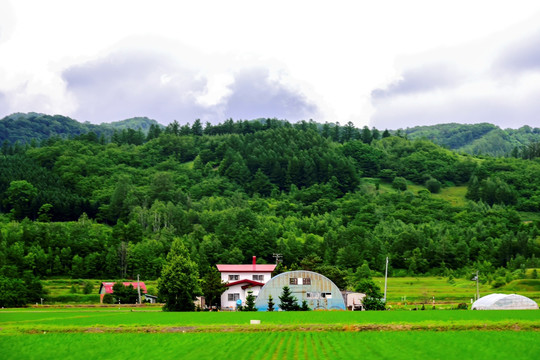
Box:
2;0;540;127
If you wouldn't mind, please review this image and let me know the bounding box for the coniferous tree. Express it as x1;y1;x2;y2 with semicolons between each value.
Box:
244;291;257;311
158;238;201;311
267;295;275;311
279;286;300;311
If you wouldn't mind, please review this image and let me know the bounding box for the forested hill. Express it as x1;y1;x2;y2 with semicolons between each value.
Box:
404;123;540;157
2;112;539;157
0;112;162;145
1;117;540;293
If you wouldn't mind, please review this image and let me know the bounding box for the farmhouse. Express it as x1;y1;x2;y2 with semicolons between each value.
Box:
254;270;346;311
99;281;147;303
217;256;276;310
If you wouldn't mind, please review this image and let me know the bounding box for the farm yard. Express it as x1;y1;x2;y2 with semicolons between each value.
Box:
1;309;539;359
38;276;540;309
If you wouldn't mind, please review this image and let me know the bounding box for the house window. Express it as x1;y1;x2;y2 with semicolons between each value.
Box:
228;293;240;301
306;292;319;299
321;292;332;299
229;275;239;281
303;278;311;285
253;275;264;281
289;278;298;285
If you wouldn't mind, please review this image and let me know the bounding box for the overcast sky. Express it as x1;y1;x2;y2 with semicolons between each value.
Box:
1;0;540;129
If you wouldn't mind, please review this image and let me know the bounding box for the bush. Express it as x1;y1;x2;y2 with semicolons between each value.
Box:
102;293;114;304
392;177;407;191
426;178;441;193
456;303;468;310
83;282;94;294
492;277;506;289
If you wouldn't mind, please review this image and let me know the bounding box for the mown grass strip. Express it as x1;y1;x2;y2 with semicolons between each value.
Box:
2;320;539;334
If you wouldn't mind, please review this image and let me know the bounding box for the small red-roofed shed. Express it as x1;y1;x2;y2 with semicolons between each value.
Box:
99;282;147;303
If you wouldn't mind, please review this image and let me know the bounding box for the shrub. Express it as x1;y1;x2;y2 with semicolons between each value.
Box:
492;277;506;289
102;293;114;304
456;303;468;310
83;282;94;295
392;177;407;191
426;178;441;193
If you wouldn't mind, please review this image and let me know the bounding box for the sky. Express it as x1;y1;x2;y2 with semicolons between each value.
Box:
1;0;540;129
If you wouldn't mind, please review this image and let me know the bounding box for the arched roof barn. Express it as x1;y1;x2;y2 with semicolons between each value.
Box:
254;270;346;311
472;293;538;310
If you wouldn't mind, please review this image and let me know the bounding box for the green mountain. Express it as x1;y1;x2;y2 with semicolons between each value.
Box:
404;123;540;156
0;113;162;145
1;118;539;286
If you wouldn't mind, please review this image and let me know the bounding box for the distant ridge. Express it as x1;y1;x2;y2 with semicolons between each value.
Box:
0;113;162;144
403;123;540;156
1;112;539;157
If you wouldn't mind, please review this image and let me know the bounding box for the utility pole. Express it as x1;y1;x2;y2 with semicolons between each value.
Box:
383;256;388;303
272;253;282;264
476;270;480;301
137;274;142;305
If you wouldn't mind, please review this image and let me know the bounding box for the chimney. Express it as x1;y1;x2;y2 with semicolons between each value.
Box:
252;256;256;266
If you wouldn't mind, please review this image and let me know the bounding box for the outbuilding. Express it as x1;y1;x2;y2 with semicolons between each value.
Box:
254;270;346;311
472;293;538;310
99;282;147;303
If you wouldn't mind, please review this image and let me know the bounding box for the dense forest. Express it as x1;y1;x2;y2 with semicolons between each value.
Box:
0;112;160;145
405;122;540;157
1;115;540;305
3;113;540;157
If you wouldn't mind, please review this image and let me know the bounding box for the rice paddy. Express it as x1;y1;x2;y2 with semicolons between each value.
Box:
1;309;539;359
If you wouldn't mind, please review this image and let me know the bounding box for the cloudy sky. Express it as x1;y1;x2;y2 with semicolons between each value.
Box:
1;1;540;129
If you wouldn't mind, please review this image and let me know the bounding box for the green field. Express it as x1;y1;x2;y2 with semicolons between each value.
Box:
1;331;539;360
1;310;540;359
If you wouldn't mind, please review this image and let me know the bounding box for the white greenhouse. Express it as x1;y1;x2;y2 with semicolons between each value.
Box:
472;293;538;310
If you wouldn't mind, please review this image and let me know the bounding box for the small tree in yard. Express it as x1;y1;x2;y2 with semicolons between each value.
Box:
201;267;227;309
158;238;201;311
112;283;138;304
243;291;257;311
267;295;275;311
279;286;300;311
301;300;311;311
356;279;386;311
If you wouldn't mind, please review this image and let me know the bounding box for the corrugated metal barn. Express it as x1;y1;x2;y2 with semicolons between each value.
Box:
254;270;346;311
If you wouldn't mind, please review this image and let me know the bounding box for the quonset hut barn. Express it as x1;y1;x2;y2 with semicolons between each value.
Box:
254;270;346;311
472;293;539;310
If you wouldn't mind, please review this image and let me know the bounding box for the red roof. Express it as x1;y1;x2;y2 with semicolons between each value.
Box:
226;279;265;289
216;264;276;272
100;282;147;294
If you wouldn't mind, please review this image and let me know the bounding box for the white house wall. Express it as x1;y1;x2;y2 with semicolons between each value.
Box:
220;271;270;283
220;271;271;310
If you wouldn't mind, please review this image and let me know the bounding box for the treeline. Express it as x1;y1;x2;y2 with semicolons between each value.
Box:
1;118;540;293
